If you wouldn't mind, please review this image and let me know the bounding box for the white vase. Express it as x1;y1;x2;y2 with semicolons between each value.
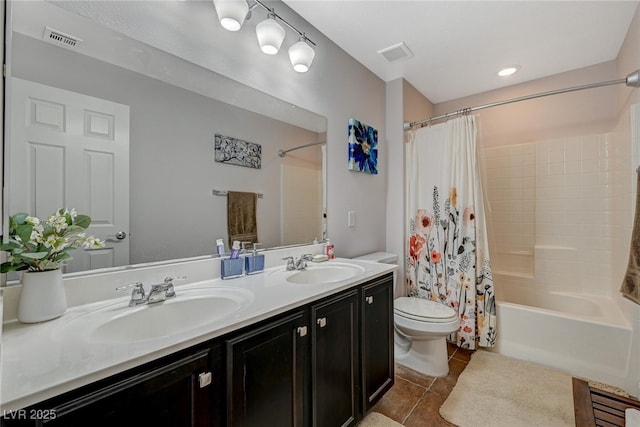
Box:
17;269;67;323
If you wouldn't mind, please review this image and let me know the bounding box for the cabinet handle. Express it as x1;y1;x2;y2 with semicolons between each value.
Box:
198;371;212;388
366;296;374;304
297;326;308;337
317;317;327;328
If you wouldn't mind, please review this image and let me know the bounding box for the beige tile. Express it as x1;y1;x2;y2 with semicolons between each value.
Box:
374;345;471;426
450;347;474;363
373;376;426;424
395;363;436;389
430;358;468;396
403;391;457;427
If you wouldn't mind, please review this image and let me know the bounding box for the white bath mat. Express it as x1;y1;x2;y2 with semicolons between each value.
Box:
358;412;404;427
440;350;574;427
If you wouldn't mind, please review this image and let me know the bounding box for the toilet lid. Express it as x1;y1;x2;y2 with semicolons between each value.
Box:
394;297;458;322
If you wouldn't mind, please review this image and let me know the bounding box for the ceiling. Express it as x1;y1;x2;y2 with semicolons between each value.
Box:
283;0;640;103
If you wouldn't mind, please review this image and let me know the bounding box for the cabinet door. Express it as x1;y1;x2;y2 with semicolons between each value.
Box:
226;311;308;427
311;290;359;427
361;274;394;414
32;346;219;427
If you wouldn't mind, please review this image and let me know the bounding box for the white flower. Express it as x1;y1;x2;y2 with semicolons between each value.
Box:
43;235;57;248
25;216;40;226
30;225;44;243
47;212;68;233
3;208;102;272
43;235;67;252
81;235;104;249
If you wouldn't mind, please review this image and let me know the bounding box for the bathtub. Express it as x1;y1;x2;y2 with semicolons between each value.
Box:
492;276;633;390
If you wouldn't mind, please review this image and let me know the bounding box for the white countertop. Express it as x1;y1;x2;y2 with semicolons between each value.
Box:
0;257;396;412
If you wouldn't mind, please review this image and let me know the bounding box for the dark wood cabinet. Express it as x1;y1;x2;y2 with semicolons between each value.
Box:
3;273;395;427
311;290;359;427
361;275;395;414
3;344;223;427
225;311;308;427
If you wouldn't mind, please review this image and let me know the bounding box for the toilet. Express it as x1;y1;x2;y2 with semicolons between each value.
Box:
352;252;460;377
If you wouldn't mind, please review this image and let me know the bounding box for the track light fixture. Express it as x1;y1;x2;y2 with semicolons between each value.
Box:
256;12;285;55
288;35;315;73
212;0;316;72
212;0;249;31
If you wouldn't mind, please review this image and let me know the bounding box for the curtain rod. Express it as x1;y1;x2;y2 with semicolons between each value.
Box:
278;141;326;157
403;69;640;131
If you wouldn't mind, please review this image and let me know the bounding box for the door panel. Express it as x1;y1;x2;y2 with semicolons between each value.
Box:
312;291;358;427
10;78;130;272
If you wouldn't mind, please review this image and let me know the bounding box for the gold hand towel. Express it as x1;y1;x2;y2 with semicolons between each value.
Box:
620;172;640;305
227;191;258;247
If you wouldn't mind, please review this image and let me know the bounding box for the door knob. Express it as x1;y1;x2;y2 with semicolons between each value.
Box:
106;231;128;242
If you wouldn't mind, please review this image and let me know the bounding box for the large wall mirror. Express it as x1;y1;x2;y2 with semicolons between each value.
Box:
3;1;327;282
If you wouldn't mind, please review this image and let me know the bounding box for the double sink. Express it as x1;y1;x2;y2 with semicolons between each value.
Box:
54;261;366;344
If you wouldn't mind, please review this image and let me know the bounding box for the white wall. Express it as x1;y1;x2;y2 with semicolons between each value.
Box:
385;79;434;297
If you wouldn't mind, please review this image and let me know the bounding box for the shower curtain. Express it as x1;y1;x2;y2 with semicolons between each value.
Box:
406;115;496;349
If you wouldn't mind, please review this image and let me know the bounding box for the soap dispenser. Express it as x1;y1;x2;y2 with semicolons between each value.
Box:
245;243;265;275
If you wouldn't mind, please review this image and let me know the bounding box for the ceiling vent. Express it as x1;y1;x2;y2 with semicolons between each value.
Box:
42;27;83;49
377;42;414;63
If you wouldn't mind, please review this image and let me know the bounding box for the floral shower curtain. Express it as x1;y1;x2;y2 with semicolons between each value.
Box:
406;115;496;349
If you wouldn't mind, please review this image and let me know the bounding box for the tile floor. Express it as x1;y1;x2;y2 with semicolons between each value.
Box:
371;343;474;426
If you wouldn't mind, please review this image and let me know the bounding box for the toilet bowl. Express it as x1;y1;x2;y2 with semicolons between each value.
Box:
394;297;459;377
351;252;459;377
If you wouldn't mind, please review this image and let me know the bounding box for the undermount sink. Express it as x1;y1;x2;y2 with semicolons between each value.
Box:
271;262;366;285
56;287;254;344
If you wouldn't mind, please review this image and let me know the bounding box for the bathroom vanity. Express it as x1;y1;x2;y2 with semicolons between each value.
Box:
0;254;395;426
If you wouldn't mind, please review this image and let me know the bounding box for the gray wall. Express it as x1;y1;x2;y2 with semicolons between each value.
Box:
179;1;388;258
11;33;322;263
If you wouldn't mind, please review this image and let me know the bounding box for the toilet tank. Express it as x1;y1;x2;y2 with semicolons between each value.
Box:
352;252;398;265
352;252;398;293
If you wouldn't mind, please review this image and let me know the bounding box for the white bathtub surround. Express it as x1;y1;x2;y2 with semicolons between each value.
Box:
406;115;496;350
483;108;640;395
494;274;632;391
485;133;622;295
0;246;396;412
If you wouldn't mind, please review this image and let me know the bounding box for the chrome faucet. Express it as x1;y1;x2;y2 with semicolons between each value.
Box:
116;282;147;306
282;256;296;271
295;254;314;270
282;254;314;271
116;276;186;306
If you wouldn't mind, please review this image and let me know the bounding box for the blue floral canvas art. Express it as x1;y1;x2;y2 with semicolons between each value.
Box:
348;118;378;174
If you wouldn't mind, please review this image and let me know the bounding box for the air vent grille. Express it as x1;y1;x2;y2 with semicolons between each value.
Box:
377;42;414;63
43;27;83;49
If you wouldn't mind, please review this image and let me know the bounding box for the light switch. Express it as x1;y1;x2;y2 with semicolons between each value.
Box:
348;210;356;227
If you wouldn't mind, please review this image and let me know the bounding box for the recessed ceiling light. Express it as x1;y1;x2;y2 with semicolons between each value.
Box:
498;66;520;77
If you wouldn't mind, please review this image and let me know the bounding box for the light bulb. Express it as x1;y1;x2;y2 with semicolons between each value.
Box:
288;38;315;73
256;16;285;55
213;0;249;32
498;66;520;77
